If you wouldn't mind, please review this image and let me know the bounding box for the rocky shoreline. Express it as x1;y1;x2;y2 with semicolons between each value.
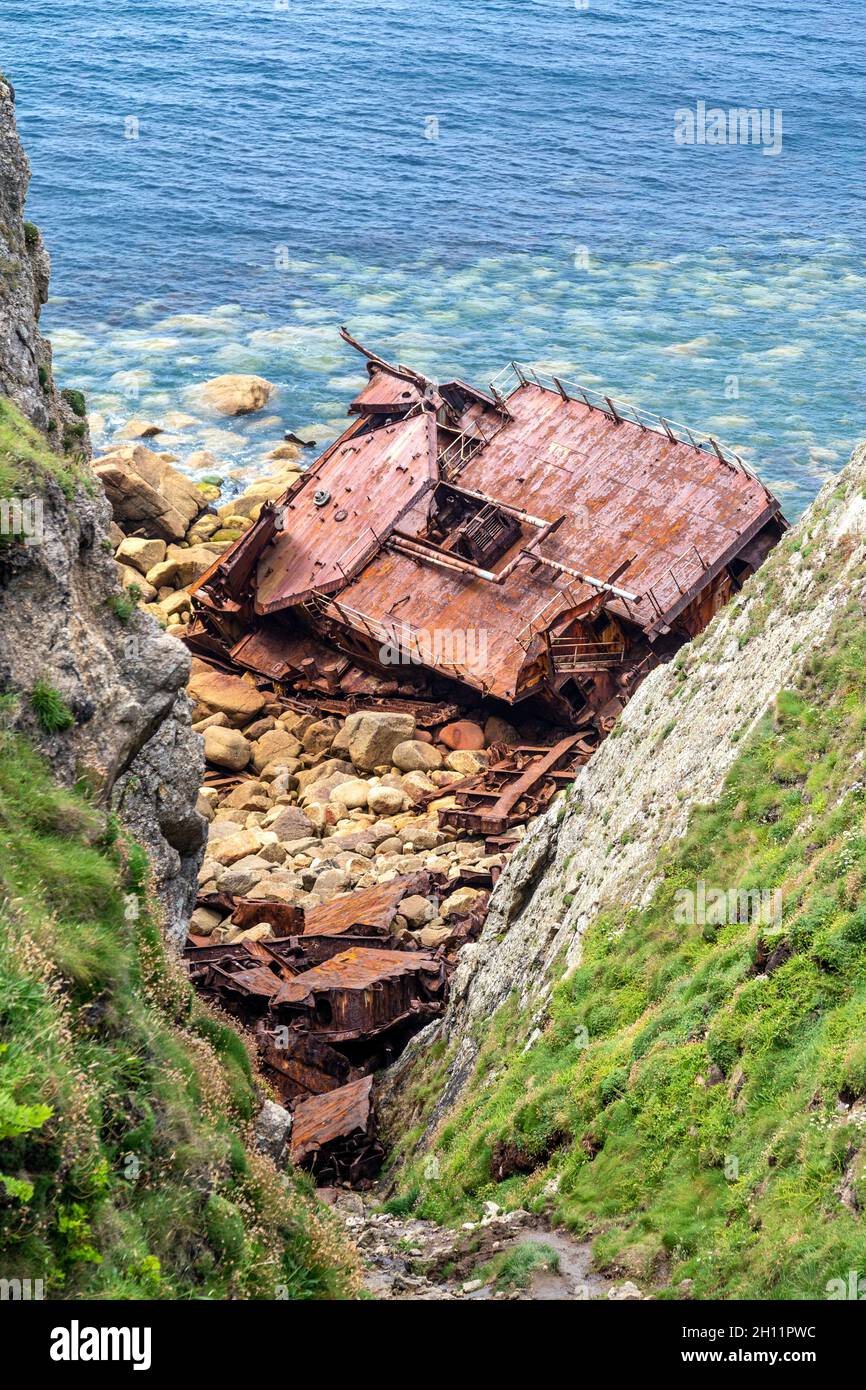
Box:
92;384;565;953
91;379;582;1198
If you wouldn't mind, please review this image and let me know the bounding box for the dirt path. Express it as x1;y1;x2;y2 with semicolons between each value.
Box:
324;1192;646;1301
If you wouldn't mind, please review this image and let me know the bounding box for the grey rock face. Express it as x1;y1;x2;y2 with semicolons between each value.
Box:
0;82;205;939
254;1100;293;1165
0;78;88;446
379;445;866;1150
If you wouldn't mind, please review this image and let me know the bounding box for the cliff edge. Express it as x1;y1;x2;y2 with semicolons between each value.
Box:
379;446;866;1298
0;77;205;941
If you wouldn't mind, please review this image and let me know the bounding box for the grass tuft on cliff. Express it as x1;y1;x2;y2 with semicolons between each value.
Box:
392;591;866;1300
0;731;358;1299
0;397;85;502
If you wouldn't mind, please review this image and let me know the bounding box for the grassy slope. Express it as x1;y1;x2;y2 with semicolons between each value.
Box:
390;586;866;1299
0;396;85;502
0;724;358;1298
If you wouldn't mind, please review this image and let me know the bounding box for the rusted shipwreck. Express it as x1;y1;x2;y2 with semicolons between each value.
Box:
186;328;787;735
184;875;484;1183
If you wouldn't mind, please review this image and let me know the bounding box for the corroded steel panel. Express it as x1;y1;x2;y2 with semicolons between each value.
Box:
303;874;431;937
255;412;438;612
290;1075;375;1165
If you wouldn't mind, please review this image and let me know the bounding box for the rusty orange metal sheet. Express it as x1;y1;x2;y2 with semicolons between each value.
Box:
349;366;423;415
255;411;438;612
337;382;778;697
273;947;437;1008
290;1074;374;1165
303;874;430;937
230;622;349;684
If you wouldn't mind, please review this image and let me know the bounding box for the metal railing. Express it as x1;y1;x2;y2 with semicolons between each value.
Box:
309;594;488;688
548;638;625;673
334;525;383;581
436;426;488;480
515;585;584;651
643;544;708;619
489;362;758;479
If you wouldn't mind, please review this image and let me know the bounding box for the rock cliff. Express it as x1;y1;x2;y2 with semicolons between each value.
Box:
0;75;204;942
381;445;866;1143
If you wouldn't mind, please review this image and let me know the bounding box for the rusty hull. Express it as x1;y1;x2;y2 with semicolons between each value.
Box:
189;330;786;727
289;1075;382;1183
272;946;445;1042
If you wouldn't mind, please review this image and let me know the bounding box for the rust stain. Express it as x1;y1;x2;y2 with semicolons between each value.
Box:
189;330;786;730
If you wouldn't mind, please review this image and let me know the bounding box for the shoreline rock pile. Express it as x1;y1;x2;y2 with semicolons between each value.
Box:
93;373;304;634
188;660;511;948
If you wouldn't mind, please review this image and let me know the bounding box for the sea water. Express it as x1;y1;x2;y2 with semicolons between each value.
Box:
3;0;865;516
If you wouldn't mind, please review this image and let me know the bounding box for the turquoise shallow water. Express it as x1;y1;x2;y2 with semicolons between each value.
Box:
3;0;865;515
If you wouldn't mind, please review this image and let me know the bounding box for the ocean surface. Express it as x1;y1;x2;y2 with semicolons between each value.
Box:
2;0;865;515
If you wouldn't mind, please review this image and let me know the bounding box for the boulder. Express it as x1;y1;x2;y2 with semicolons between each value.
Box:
295;758;354;793
219;780;270;812
330;778;371;811
391;739;443;773
439;719;486;751
214;867;260;896
301;772;359;808
115;535;166;575
254;1099;293;1165
399;894;437;928
209;828;263;867
445;749;488;776
236;922;275;943
416;924;453;949
302;716;342;758
115;563;156;602
243;716;276;741
441;886;483;919
310;868;351;899
205;819;245;843
189;667;267;726
115;417;163;440
189;906;223;936
250;728;303;773
401;770;437;804
197;373;275;416
484;714;520;746
266;440;302;462
186;514;221;544
368;784;405;816
218;473;299;521
152;543;221;588
157;589;191;618
94;443;205;542
344;710;416;772
203;725;251;772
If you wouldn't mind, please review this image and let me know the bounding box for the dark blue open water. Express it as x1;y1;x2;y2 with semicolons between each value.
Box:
2;0;865;514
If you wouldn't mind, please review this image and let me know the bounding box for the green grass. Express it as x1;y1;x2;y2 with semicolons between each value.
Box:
391;590;866;1300
0;731;358;1299
0;398;86;500
479;1241;560;1291
60;389;86;419
29;680;75;734
106;589;140;622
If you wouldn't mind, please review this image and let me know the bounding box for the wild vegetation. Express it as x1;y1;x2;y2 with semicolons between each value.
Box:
389;590;866;1299
0;719;358;1299
0;397;86;501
